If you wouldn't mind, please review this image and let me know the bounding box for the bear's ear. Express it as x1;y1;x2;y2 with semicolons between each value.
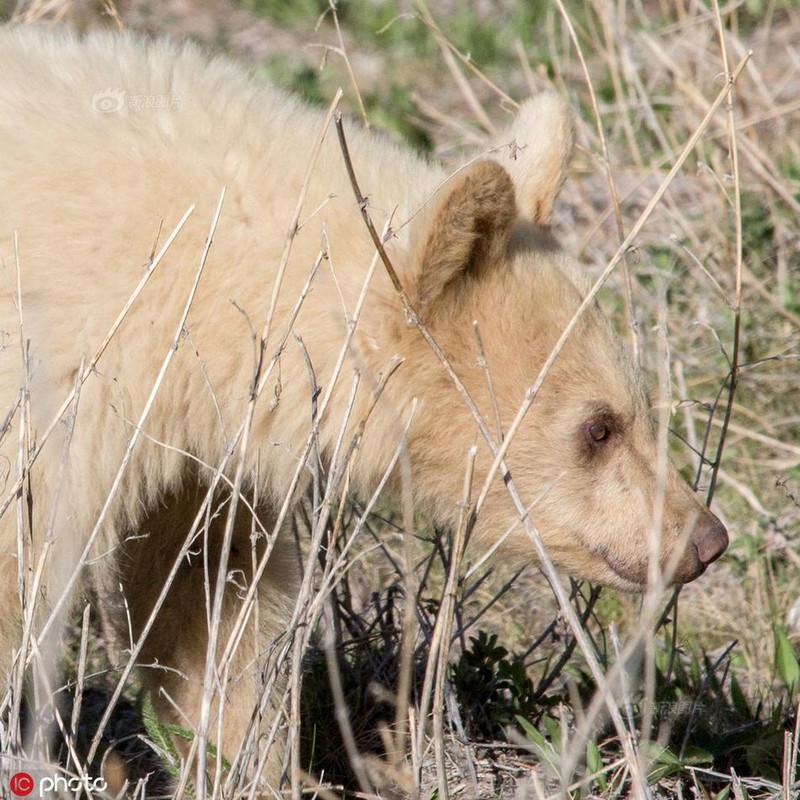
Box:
411;159;516;312
490;93;574;226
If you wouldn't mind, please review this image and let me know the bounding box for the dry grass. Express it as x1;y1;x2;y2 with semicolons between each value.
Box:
0;0;798;798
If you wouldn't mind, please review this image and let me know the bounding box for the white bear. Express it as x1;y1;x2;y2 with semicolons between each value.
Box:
0;26;726;791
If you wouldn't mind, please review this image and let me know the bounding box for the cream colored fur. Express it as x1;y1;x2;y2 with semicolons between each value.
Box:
0;26;727;792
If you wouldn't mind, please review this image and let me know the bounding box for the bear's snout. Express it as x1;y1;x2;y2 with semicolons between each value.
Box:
672;509;728;584
695;512;729;566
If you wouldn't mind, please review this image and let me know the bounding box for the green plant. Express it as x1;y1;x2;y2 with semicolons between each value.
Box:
450;631;538;740
141;693;230;796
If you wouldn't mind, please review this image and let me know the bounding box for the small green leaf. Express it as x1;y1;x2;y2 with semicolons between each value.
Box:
585;738;606;790
773;624;800;695
542;715;560;745
142;692;181;763
515;716;560;776
730;673;749;716
515;715;546;747
141;693;191;797
140;691;230;792
680;744;714;766
645;744;682;783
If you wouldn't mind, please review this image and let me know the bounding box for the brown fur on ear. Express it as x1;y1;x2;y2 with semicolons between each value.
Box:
413;160;516;311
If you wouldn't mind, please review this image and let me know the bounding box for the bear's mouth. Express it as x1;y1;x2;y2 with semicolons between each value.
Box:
600;548;710;590
596;548;649;590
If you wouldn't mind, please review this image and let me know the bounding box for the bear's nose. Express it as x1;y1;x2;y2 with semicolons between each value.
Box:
695;511;728;565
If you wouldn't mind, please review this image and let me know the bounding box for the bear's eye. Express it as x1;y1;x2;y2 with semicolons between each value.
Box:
580;408;621;458
588;420;609;442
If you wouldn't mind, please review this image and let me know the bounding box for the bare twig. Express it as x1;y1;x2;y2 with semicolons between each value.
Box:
84;190;223;767
705;0;745;507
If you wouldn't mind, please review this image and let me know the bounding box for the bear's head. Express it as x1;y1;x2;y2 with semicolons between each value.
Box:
363;95;727;591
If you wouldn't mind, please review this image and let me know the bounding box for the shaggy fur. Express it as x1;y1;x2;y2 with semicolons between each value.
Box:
0;26;727;791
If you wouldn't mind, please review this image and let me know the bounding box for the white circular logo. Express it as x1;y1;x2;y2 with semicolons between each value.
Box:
91;88;126;114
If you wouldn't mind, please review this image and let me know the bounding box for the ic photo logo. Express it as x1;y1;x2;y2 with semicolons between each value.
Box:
9;772;33;796
8;771;108;797
8;772;33;797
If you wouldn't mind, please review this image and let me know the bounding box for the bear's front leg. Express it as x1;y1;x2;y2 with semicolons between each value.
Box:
103;481;299;793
